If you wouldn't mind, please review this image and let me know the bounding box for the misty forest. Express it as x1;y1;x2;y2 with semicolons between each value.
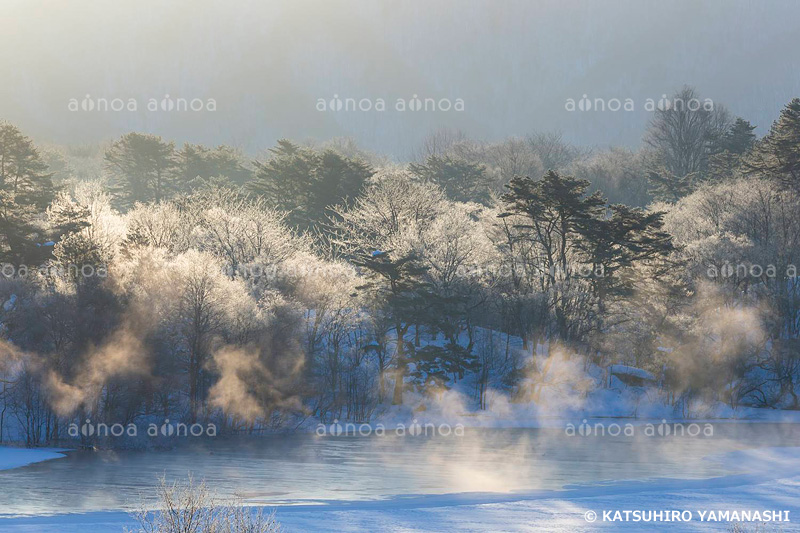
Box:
5;1;800;531
1;87;799;449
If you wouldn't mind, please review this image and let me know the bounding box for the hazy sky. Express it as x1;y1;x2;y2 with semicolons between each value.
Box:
2;0;799;157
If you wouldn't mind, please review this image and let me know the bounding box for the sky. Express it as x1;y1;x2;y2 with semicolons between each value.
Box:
2;0;799;158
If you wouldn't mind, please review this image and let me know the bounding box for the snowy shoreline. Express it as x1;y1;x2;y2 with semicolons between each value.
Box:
2;445;800;532
0;446;71;472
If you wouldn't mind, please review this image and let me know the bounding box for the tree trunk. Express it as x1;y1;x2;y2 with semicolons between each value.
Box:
392;366;404;405
392;324;406;405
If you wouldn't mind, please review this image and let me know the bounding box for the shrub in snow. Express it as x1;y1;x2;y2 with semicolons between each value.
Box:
128;474;281;533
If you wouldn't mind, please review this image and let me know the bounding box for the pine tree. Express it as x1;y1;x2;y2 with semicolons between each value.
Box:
409;343;479;390
500;171;604;342
249;140;373;231
312;150;374;225
501;171;672;345
579;204;673;310
721;118;757;155
249;140;316;225
706;118;757;183
174;143;252;192
105;132;176;207
745;98;800;190
352;250;430;405
409;155;491;204
647;168;697;202
0;122;55;263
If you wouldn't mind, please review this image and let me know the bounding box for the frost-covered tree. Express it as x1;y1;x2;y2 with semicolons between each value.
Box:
171;250;257;422
527;131;583;172
662;178;800;407
570;147;652;206
189;188;306;280
500;171;604;344
328;169;444;257
125;201;195;255
329;171;449;404
48;181;124;278
415;202;495;382
645;86;732;200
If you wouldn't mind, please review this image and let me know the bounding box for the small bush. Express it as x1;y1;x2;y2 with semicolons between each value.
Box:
127;474;280;533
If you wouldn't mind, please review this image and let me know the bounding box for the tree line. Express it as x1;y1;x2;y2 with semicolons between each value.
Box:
0;86;799;446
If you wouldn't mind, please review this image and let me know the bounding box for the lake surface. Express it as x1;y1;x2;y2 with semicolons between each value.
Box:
1;422;799;517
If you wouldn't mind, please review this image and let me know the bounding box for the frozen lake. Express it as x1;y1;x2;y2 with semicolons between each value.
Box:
1;422;799;518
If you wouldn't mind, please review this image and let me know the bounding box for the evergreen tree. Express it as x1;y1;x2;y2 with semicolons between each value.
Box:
500;171;604;342
706;118;757;183
312;150;374;225
745;98;800;190
408;155;491;204
174;143;252;192
104;132;176;207
352;250;430;405
249;140;373;230
579;204;673;311
501;171;672;345
409;343;479;390
647;168;697;202
0;122;55;263
721;118;757;155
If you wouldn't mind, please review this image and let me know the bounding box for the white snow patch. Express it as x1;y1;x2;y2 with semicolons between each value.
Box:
0;446;69;471
608;365;656;382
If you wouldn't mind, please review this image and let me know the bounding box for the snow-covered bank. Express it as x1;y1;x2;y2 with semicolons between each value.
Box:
0;447;69;471
3;447;799;532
